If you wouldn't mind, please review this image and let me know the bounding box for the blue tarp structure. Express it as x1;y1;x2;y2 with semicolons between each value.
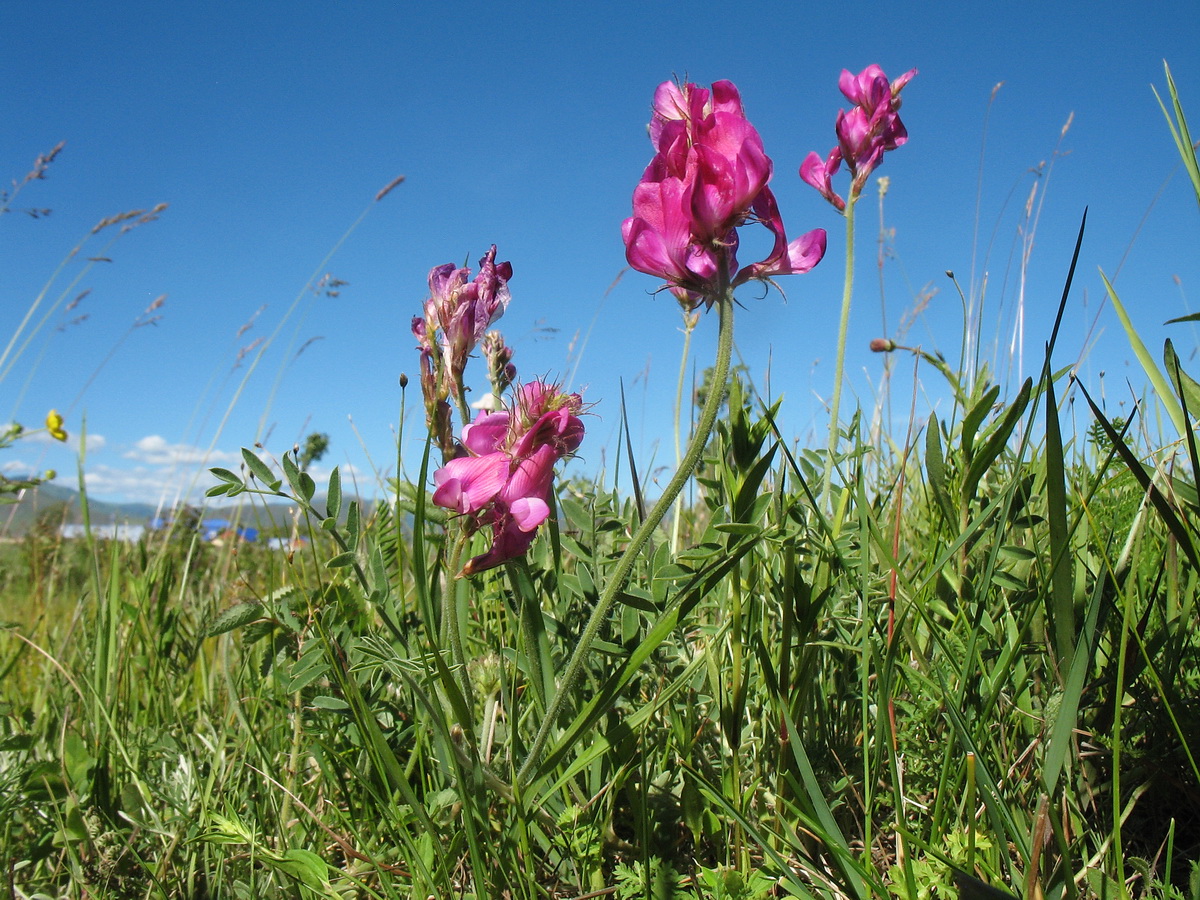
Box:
148;517;258;542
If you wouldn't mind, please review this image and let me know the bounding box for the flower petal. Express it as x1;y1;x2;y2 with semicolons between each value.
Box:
431;453;509;514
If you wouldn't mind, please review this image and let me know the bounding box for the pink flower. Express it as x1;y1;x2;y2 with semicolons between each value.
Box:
461;445;558;575
799;148;846;212
412;245;513;457
432;380;585;574
623;79;826;307
802;65;917;208
461;410;511;455
738;189;829;282
461;498;549;576
622;177;718;306
432;453;510;515
840;65;912;133
420;245;513;398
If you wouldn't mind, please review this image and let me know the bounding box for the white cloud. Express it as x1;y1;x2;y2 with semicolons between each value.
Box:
305;461;368;488
123;435;239;466
75;437;247;506
23;430;106;451
83;463;224;508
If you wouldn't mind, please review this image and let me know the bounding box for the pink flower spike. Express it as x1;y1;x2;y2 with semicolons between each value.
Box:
627;78;824;304
623;177;720;293
502;445;559;506
803;65;916;207
782;229;828;275
471;245;513;333
709;80;746;116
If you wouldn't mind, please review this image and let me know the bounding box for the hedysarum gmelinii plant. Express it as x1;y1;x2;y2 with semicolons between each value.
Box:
520;79;827;783
622;79;827;309
800;64;916;508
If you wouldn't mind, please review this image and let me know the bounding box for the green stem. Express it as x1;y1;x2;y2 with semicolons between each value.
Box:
821;198;857;511
443;531;473;707
516;288;736;786
453;369;473;428
670;312;698;554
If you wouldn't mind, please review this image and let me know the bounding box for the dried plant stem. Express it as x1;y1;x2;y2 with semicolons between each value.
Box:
516;287;735;786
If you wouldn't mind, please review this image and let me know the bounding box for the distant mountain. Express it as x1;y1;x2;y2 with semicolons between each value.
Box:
1;482;159;536
1;482;379;537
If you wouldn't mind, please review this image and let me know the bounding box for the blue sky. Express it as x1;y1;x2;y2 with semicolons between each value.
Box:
3;0;1198;509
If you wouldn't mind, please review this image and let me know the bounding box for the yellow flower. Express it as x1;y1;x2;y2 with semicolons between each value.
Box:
45;409;68;442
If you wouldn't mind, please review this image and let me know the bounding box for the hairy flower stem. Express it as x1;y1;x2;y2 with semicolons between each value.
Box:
453;372;472;429
820;198;857;511
516;289;735;787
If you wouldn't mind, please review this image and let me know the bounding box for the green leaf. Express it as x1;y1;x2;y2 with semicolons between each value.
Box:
1104;270;1186;435
962;378;1031;502
925;419;954;524
285;641;329;692
961;384;1001;461
298;471;316;503
998;545;1036;562
1165;338;1200;417
1077;381;1200;572
346;500;361;551
615;586;657;613
558;495;591;533
241;447;280;490
1043;374;1074;664
1165;311;1200;326
205;601;265;637
991;570;1028;592
282;451;303;495
268;848;332;891
326;551;355;569
1043;559;1107;795
310;696;349;711
1154;61;1200;211
712;522;762;536
326;467;342;520
209;467;242;484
